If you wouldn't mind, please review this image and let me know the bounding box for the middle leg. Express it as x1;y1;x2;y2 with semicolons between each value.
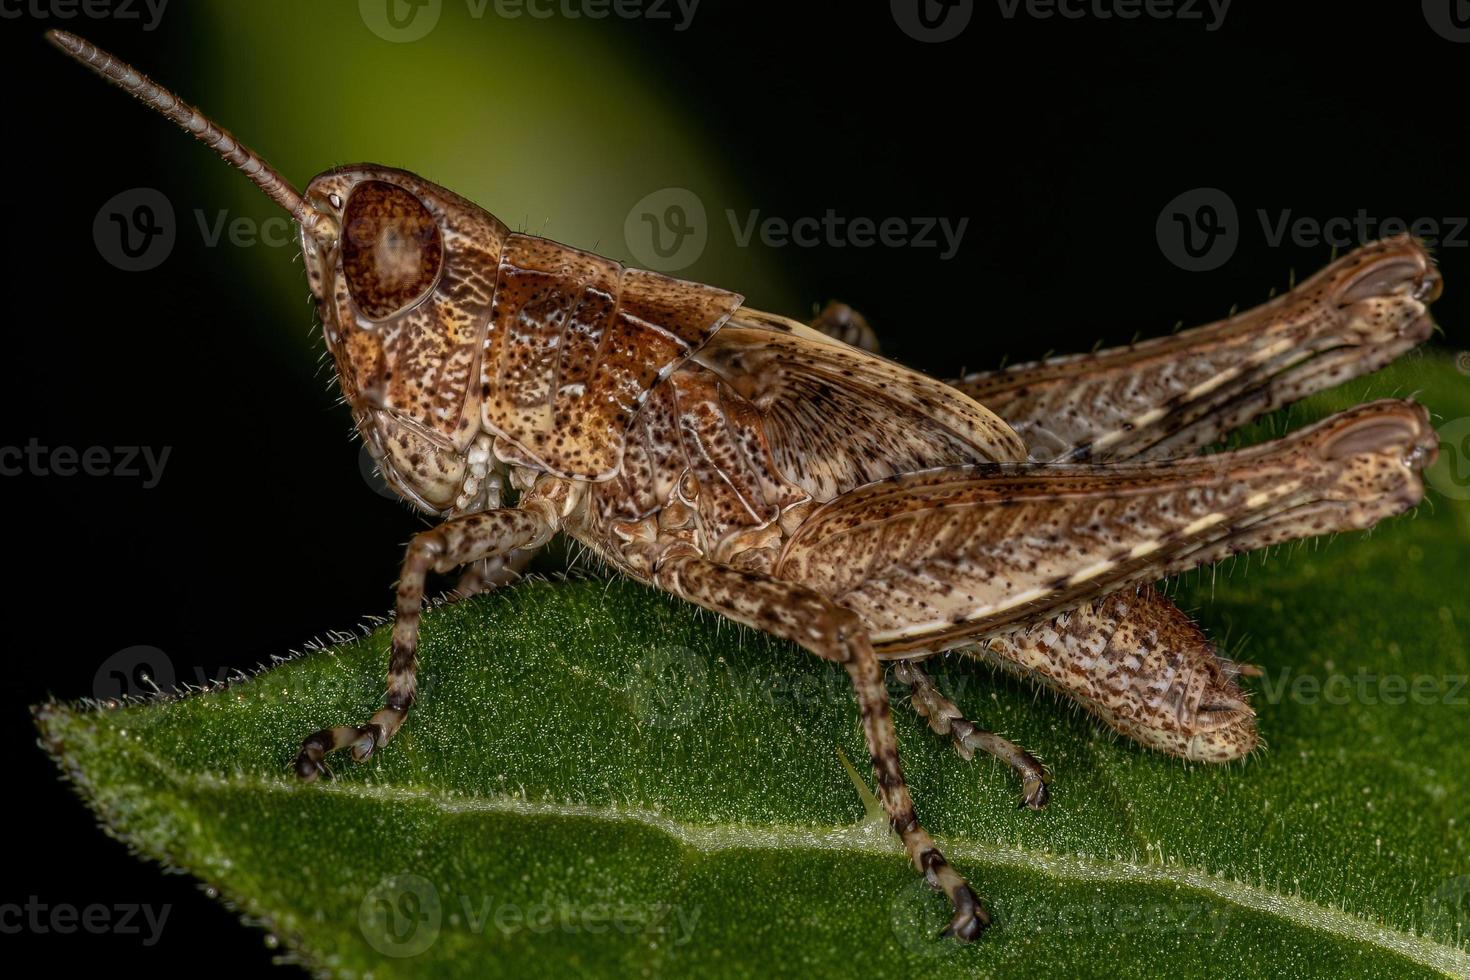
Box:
655;554;988;940
449;547;538;602
894;660;1051;809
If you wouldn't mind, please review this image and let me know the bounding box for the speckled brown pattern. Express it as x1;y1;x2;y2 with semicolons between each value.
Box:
479;237;743;479
304;165;508;512
49;30;1446;944
974;584;1257;762
340;180;445;321
959;236;1440;462
775;399;1435;653
696;319;1027;499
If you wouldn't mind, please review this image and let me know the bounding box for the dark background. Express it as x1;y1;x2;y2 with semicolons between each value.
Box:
2;1;1466;972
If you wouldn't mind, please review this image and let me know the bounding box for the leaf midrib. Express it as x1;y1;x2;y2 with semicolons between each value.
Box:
111;735;1469;979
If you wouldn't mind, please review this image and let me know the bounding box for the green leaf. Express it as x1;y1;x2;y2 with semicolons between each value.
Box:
35;355;1470;979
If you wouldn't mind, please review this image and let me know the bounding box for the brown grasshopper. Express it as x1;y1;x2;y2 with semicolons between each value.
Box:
51;30;1441;941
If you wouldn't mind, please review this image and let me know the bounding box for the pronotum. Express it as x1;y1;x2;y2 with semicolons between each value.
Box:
50;30;1441;940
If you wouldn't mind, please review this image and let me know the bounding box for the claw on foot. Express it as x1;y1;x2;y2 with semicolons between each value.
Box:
938;883;989;941
919;846;990;942
1020;771;1051;810
293;722;383;780
294;753;325;783
351;724;381;762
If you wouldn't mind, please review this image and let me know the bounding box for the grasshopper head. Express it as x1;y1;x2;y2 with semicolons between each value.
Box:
301;166;511;513
46;32;513;514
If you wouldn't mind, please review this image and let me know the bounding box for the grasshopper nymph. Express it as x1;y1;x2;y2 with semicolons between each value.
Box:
51;30;1441;940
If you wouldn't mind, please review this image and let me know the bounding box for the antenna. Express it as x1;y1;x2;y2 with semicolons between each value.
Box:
47;30;336;243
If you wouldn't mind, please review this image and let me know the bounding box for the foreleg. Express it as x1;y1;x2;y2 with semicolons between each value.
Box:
294;505;556;780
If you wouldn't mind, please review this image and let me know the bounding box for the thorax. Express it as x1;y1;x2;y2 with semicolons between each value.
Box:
564;359;815;580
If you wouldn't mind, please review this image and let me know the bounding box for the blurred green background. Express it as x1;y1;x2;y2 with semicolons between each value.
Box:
191;0;800;343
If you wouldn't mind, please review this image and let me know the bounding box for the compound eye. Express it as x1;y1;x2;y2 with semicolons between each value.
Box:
341;180;443;321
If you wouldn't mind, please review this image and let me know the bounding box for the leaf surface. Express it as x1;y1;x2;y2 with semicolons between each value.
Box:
36;357;1470;979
